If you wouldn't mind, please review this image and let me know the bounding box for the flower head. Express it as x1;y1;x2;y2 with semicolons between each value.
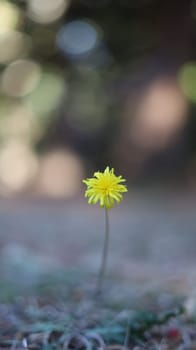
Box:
83;166;127;209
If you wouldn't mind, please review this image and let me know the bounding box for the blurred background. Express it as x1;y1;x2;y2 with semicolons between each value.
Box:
1;0;196;297
1;0;196;196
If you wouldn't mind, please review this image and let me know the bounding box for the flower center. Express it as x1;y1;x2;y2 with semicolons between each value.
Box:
99;180;113;195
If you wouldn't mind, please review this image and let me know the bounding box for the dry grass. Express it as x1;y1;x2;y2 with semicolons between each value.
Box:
0;276;196;350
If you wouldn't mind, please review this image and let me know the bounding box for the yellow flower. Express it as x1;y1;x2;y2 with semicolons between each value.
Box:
83;166;127;209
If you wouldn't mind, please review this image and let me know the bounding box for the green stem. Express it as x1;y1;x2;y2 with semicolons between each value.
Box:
96;207;109;295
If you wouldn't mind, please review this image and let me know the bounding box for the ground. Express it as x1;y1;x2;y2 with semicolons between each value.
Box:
1;190;196;349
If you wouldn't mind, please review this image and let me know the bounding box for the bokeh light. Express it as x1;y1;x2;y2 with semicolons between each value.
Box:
0;1;22;33
0;100;38;143
0;31;31;64
129;78;188;150
37;149;84;198
0;141;38;193
1;59;41;97
25;70;65;118
27;0;70;24
0;0;193;197
178;62;196;103
56;20;101;59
